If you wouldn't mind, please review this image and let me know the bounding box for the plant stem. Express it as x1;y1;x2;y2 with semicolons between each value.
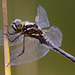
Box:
2;0;11;75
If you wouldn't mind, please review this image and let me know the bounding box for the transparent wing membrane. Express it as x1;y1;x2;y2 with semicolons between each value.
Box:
0;28;23;46
35;5;50;28
44;26;62;47
10;37;49;65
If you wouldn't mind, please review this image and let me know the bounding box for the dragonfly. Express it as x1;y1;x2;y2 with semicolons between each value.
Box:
0;5;75;65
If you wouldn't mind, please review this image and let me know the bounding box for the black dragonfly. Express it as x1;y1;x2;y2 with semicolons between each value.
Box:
0;5;75;65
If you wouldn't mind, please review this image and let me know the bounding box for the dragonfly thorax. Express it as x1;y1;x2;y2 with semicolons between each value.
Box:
22;24;43;36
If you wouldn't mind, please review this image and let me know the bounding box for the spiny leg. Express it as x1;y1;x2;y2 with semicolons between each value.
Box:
4;25;20;35
8;30;20;35
10;35;26;64
8;33;22;42
3;29;21;42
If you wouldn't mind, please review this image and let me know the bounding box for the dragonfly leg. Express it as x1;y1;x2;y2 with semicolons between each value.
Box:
8;33;22;42
8;31;20;35
4;25;19;35
10;35;25;64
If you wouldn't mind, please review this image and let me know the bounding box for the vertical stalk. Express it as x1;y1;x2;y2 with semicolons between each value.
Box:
2;0;11;75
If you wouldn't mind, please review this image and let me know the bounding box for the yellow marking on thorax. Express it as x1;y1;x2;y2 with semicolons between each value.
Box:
27;28;32;30
31;34;39;36
24;30;26;32
36;34;40;36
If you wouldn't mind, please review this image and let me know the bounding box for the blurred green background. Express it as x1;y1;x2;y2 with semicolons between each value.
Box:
0;0;75;75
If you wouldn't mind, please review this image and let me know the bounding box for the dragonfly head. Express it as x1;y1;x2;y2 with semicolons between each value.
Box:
11;19;22;31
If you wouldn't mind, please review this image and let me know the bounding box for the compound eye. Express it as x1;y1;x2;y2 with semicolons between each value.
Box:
11;19;22;31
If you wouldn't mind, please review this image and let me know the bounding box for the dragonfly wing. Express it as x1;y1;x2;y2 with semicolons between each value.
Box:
35;5;50;28
10;37;49;65
44;26;62;47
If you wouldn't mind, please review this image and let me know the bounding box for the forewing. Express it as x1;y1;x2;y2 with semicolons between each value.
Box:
35;5;50;28
10;37;49;65
43;26;62;47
